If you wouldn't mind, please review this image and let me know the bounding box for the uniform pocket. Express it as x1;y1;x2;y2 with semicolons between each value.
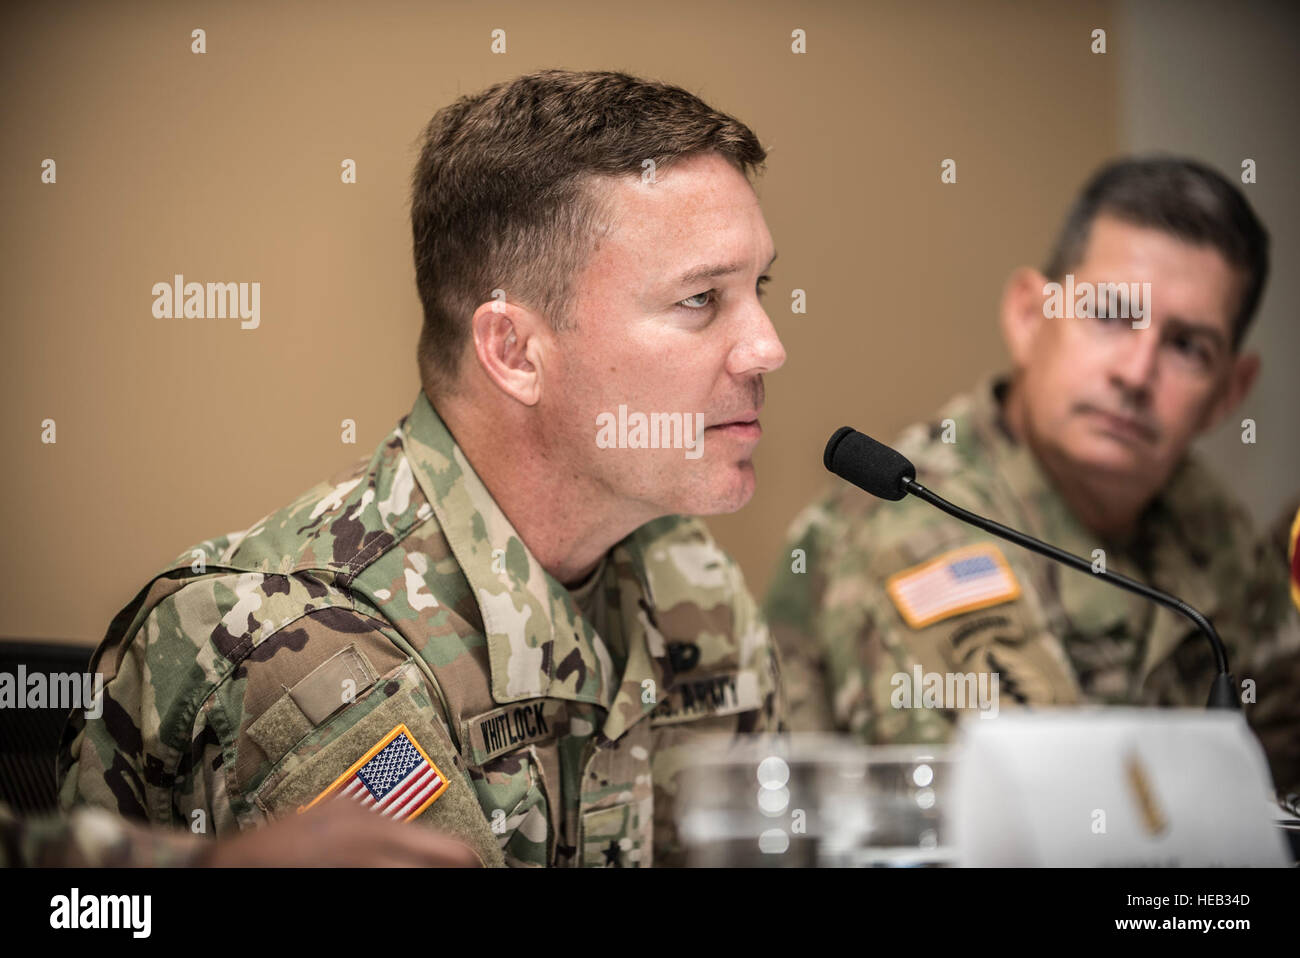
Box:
471;744;553;867
580;802;646;867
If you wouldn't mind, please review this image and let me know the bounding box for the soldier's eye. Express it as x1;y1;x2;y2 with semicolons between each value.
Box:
678;290;715;310
1168;333;1212;367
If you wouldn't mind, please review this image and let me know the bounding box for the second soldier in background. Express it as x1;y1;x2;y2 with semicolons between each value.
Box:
767;157;1300;792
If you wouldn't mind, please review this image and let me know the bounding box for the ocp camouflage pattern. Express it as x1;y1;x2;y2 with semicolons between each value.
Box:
58;389;784;866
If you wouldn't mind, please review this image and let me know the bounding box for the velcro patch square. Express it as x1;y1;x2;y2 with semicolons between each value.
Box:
886;543;1021;628
299;723;448;821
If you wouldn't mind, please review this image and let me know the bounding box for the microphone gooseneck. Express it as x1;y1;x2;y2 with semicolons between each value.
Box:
824;426;1238;710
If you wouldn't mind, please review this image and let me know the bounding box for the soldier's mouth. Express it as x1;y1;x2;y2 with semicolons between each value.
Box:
1078;406;1158;444
706;416;761;441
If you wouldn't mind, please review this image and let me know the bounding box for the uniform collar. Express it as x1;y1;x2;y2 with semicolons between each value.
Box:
399;390;666;729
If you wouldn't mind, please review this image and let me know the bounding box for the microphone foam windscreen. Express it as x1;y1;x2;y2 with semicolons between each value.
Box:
823;426;916;501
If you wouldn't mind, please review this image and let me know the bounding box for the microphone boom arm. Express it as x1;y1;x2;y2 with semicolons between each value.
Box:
902;477;1237;707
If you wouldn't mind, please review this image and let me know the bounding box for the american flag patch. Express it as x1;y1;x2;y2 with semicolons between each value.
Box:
885;543;1021;628
299;723;448;821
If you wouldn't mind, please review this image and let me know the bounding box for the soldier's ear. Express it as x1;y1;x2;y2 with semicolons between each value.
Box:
1201;349;1260;432
469;299;546;407
1000;267;1047;369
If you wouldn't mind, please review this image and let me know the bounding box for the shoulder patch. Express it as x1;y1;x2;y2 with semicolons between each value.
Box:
885;543;1021;628
299;723;448;821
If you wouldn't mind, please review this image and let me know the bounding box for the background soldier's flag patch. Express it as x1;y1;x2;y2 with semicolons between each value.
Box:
886;543;1021;628
300;723;448;821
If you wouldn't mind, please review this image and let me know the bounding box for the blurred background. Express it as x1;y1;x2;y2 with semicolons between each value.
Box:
2;0;1296;650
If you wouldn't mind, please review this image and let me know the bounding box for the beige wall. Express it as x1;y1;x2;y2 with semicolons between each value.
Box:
4;0;1124;644
1118;0;1300;532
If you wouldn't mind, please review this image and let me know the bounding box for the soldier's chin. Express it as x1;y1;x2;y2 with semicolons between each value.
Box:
687;460;756;515
1067;430;1153;476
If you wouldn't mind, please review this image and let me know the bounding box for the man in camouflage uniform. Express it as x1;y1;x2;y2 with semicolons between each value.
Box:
766;157;1300;792
58;70;786;867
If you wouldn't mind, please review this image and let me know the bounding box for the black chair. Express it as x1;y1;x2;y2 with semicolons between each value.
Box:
0;640;96;814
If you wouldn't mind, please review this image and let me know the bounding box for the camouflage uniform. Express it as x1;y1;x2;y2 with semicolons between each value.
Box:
58;390;783;867
765;375;1300;791
1;801;205;867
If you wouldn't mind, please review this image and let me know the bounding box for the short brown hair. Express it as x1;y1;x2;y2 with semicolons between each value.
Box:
1042;156;1270;350
409;69;767;393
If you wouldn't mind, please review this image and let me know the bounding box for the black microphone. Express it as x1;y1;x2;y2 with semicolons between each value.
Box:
823;426;1238;710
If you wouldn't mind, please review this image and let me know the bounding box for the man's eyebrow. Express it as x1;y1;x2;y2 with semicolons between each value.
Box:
1164;316;1228;351
670;250;778;289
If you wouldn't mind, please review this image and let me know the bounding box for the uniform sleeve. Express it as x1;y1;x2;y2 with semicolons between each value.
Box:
762;503;836;732
59;577;506;866
1231;533;1300;794
765;492;1065;744
58;582;238;838
57;604;170;822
